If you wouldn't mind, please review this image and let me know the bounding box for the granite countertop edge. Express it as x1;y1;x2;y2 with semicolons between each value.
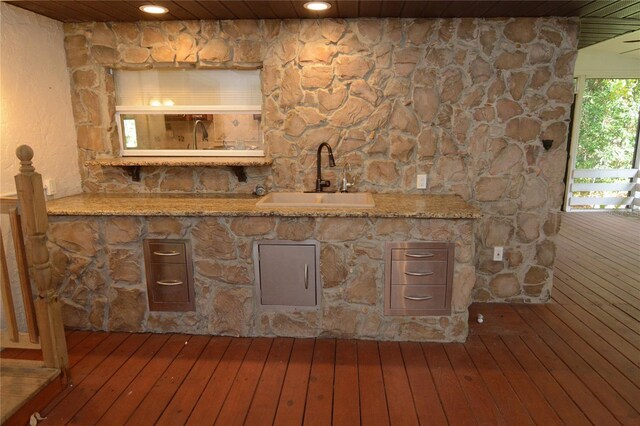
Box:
46;193;482;220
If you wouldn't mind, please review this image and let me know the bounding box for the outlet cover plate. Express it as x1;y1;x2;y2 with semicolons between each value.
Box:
44;178;56;196
493;246;504;261
416;174;428;189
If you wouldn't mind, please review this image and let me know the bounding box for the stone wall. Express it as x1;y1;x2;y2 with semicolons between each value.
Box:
62;17;578;302
49;215;475;342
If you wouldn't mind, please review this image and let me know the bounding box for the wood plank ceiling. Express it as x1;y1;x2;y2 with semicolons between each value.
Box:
6;1;640;49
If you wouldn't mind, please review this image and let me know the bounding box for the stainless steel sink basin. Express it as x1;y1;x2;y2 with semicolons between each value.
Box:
256;192;375;208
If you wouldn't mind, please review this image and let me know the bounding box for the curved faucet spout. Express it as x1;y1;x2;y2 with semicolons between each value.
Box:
315;142;336;192
193;120;209;150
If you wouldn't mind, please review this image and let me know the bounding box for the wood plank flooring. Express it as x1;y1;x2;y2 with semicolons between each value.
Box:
1;212;638;425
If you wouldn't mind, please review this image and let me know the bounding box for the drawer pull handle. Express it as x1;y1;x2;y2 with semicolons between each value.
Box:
153;251;181;256
304;264;309;290
405;271;434;277
405;252;434;258
156;280;183;286
404;295;433;301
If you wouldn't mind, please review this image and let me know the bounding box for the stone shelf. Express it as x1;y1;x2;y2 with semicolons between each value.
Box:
86;156;273;182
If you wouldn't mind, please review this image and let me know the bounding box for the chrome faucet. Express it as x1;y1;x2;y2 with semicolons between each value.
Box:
315;142;336;192
193;120;209;150
340;162;356;193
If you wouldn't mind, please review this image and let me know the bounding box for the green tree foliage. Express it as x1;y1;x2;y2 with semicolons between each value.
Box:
576;79;639;170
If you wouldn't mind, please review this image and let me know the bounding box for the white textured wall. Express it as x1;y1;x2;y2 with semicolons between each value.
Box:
0;3;81;332
0;2;81;197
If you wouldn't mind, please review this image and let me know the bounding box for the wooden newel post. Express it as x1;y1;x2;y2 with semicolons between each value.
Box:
14;145;69;374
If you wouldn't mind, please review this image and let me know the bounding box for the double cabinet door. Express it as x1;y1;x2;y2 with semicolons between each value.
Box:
255;241;319;308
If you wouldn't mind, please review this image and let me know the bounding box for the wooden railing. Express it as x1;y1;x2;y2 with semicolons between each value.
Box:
566;168;640;211
0;197;39;349
0;145;68;374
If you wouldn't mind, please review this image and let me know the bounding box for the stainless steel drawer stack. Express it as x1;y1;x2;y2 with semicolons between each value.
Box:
384;242;454;316
143;239;195;312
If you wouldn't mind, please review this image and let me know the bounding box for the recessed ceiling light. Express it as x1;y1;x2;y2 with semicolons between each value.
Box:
139;4;169;14
304;2;331;11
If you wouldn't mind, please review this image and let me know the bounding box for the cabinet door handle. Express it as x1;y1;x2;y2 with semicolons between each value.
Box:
404;295;433;301
405;252;434;258
156;280;183;286
153;251;181;256
304;264;309;290
404;271;434;277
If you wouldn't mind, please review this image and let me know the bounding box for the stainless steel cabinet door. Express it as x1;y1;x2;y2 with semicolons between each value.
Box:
258;243;317;306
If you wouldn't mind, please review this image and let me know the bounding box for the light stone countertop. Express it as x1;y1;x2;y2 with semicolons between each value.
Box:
46;193;482;219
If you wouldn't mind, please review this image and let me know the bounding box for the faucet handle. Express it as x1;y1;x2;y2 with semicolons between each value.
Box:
316;179;331;192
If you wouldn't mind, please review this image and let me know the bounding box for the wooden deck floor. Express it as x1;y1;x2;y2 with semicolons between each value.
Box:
1;212;639;425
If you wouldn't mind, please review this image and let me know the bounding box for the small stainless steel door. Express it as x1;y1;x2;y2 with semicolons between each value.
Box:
258;243;317;306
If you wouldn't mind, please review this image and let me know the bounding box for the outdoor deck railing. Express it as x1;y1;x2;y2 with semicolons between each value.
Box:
567;168;639;211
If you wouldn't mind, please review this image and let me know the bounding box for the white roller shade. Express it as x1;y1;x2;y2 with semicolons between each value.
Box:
114;69;261;107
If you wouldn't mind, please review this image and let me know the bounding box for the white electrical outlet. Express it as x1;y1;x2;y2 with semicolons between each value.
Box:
493;246;504;261
416;174;428;189
44;178;56;196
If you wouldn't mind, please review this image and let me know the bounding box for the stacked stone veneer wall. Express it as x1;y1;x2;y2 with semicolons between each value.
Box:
63;18;578;303
49;215;474;341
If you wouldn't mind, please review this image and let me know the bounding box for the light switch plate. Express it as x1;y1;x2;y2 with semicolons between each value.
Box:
416;174;428;189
